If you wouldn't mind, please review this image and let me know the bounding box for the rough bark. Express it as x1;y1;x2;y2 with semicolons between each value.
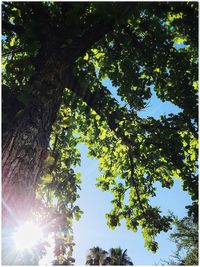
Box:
2;58;66;227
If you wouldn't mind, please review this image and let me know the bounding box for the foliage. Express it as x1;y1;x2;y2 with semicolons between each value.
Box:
2;1;198;263
35;99;82;264
86;246;133;265
162;214;198;265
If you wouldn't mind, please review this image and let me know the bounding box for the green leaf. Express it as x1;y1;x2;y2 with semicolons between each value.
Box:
99;129;107;140
102;147;108;153
83;53;89;61
190;153;196;161
96;52;105;59
42;174;53;183
96;114;101;120
154;68;160;73
193;81;198;91
10;36;16;47
44;155;55;166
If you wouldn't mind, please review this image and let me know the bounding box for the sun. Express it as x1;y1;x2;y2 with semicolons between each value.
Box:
13;221;43;250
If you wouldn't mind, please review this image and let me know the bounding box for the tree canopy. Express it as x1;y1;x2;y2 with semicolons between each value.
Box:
2;1;198;264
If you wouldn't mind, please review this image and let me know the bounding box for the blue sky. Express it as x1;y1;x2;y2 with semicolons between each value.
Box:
72;79;192;265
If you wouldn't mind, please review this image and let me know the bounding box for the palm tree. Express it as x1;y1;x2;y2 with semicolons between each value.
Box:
86;246;133;265
86;246;108;265
109;248;133;265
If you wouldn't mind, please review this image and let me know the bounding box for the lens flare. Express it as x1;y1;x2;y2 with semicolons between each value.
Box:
13;221;43;250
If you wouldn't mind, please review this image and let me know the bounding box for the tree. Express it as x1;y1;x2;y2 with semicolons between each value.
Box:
86;246;133;265
108;248;133;265
162;215;198;265
2;2;198;264
86;246;108;265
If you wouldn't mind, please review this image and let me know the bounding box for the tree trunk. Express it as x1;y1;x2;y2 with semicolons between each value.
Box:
2;58;66;228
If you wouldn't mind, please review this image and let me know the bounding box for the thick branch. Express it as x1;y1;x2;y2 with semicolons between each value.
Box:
68;20;114;63
66;3;136;62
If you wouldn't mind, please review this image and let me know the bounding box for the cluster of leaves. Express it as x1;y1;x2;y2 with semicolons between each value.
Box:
79;3;198;120
68;2;198;252
35;91;84;264
86;246;133;265
162;214;198;265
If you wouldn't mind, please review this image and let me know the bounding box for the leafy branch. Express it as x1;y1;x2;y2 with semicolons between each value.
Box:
128;146;144;211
